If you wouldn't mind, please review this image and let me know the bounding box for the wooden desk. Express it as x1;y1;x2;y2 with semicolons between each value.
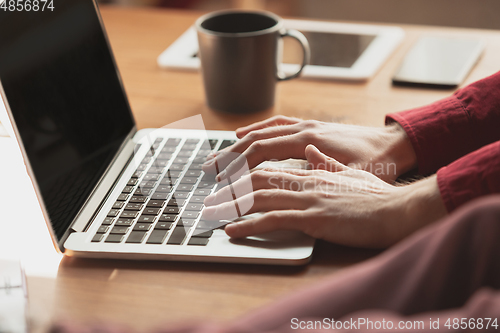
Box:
21;5;500;332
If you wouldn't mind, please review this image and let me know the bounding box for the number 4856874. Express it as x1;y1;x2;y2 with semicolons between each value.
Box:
1;0;55;11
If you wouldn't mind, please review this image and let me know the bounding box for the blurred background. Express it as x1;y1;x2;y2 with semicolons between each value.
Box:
98;0;500;30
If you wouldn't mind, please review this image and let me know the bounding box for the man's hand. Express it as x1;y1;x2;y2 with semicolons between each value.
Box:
202;145;446;248
203;115;417;183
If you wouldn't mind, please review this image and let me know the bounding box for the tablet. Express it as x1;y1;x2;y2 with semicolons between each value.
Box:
158;19;404;81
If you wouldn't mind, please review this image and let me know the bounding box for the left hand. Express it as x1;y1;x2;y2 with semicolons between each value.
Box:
202;145;446;248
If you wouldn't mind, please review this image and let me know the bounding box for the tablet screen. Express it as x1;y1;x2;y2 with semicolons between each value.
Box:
283;32;376;68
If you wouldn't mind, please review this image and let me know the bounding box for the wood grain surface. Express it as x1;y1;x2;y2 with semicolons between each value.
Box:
21;5;500;332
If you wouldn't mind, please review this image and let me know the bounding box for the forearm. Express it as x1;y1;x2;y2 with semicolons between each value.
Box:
385;175;447;244
375;123;417;181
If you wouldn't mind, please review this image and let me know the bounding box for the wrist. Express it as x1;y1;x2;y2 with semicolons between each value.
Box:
380;123;417;180
396;175;447;239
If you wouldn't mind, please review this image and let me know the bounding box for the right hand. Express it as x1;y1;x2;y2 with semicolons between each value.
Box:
203;115;417;183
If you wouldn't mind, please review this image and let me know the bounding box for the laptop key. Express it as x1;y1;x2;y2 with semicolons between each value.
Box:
167;199;185;207
169;164;185;171
181;211;199;219
167;226;190;245
137;215;157;223
185;203;203;211
126;231;147;244
92;234;104;242
165;171;182;179
124;203;143;211
194;189;211;196
185;139;200;144
161;146;177;153
148;166;166;174
189;163;204;170
120;211;139;219
163;207;180;214
172;192;189;199
107;209;120;217
139;181;157;188
105;234;124;243
147;230;169;244
182;143;198;150
117;193;130;201
177;219;196;227
133;223;152;231
152;193;168;200
112;201;125;209
115;218;134;226
159;214;177;222
192;229;213;238
197;220;227;230
155;221;174;230
156;185;174;193
187;237;209;246
177;150;194;157
189;196;205;204
146;200;166;208
129;196;148;203
131;171;143;178
186;170;203;179
122;186;134;194
165;138;181;146
110;226;129;234
173;157;189;164
143;174;161;181
180;177;197;184
152;160;169;167
143;208;161;215
218;140;236;151
156;153;173;160
176;184;194;192
96;226;109;234
127;178;139;186
101;217;115;225
135;188;153;196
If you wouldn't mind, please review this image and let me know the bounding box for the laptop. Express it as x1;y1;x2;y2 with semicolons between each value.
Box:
0;0;314;265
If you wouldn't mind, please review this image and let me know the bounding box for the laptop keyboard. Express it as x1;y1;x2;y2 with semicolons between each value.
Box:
91;137;235;246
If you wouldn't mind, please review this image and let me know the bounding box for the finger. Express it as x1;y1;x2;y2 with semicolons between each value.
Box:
305;144;350;172
201;190;311;221
205;170;307;206
225;210;305;238
216;134;307;180
203;123;303;170
235;115;301;138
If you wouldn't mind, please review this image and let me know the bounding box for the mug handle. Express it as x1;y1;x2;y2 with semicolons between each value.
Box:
277;29;311;81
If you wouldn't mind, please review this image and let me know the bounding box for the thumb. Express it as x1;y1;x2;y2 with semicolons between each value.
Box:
305;144;350;172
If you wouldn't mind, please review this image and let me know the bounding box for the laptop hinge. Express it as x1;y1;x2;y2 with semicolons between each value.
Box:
68;135;136;234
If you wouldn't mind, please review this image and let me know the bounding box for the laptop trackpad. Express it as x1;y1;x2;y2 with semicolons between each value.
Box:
225;214;313;250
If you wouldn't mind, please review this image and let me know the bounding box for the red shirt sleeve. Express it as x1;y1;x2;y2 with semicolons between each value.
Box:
437;141;500;212
386;71;500;175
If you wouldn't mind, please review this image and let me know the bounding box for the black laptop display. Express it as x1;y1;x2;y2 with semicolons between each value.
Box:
0;0;135;240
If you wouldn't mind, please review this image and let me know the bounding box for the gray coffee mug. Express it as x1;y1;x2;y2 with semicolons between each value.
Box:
196;10;310;114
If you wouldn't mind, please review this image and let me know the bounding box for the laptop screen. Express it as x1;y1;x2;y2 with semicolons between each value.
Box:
0;0;135;241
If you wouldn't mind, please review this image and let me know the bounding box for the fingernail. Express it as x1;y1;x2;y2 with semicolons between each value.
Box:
202;206;215;218
216;170;226;182
204;194;215;205
224;222;239;236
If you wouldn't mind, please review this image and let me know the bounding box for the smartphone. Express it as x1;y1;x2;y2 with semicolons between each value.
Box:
392;36;484;89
